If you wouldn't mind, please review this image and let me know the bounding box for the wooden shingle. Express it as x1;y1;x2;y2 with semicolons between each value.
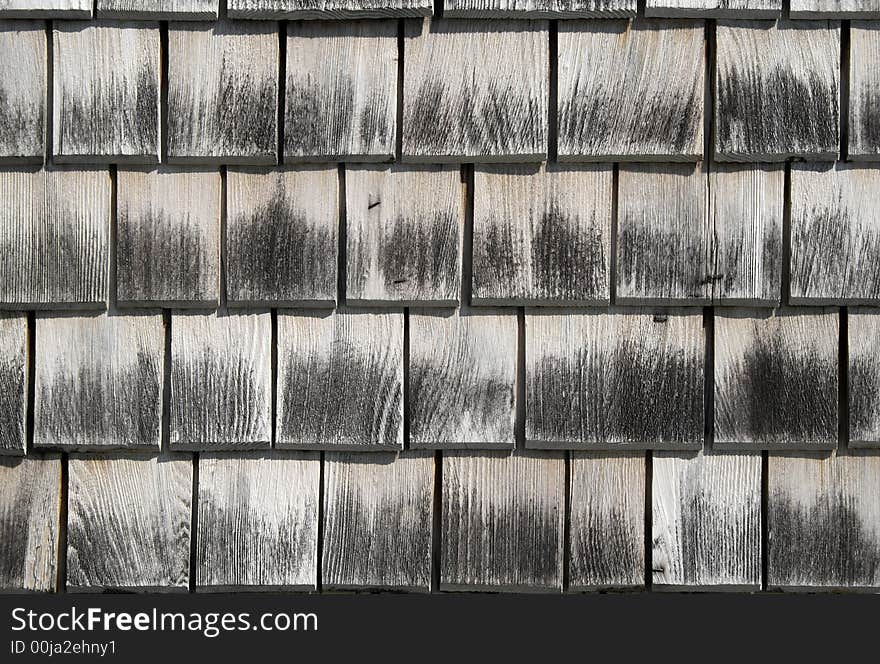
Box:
848;309;880;448
116;167;219;308
790;0;880;17
849;23;880;161
0;456;60;592
285;20;397;162
226;167;337;307
67;453;191;591
557;19;704;161
645;0;780;16
345;165;461;305
34;313;163;450
227;0;431;18
197;452;320;591
167;21;277;164
402;19;548;162
0;167;109;309
0;0;90;18
715;20;840;161
170;311;271;451
276;309;403;450
768;450;880;591
53;21;159;163
569;452;645;590
714;309;838;450
323;452;433;591
0;21;44;162
653;449;762;590
0;313;26;455
617;163;710;304
472;164;611;306
409;307;516;449
444;0;636;17
97;0;218;19
442;450;564;591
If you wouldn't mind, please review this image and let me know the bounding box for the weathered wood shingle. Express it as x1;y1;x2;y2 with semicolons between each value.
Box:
0;0;90;18
346;165;461;305
0;313;26;455
227;0;431;18
444;0;636;16
790;0;880;17
558;19;704;161
0;21;44;162
472;164;611;305
402;19;548;162
645;0;780;16
849;23;880;161
848;309;880;448
97;0;219;19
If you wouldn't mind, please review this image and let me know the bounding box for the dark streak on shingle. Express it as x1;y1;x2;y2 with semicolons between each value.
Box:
849;356;880;442
0;357;25;453
0;480;27;584
569;508;643;588
0;84;43;159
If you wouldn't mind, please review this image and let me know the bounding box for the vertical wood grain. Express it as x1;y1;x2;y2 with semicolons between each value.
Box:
0;313;26;455
0;21;44;161
850;22;880;160
227;0;432;19
444;0;637;17
0;0;91;18
645;0;780;16
97;0;219;19
848;309;880;447
790;0;880;17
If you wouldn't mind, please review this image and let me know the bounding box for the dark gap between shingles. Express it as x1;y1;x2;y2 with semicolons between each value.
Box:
189;452;199;593
704;306;714;450
781;163;792;305
395;20;405;161
840;21;850;162
219;166;228;311
562;450;571;592
160;22;169;164
460;165;474;306
431;450;442;593
610;164;618;305
57;453;68;593
25;312;35;456
644;450;653;590
761;449;768;591
108;165;118;312
548;21;558;163
270;309;278;448
44;21;53;165
432;0;443;19
839;307;849;453
515;308;526;451
337;165;347;305
317;451;325;593
161;311;172;455
403;308;410;450
277;21;287;165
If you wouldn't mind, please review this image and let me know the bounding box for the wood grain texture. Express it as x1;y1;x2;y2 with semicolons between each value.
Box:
323;451;433;590
714;309;838;450
168;21;277;164
53;21;158;163
285;20;397;162
653;449;761;590
444;0;635;17
170;311;271;450
715;20;840;161
346;165;461;305
848;24;880;161
0;313;26;455
709;163;783;304
226;167;337;307
0;167;109;309
0;21;44;162
197;451;320;591
0;0;90;17
526;309;704;450
116;167;219;307
228;0;431;18
790;0;880;17
97;0;218;19
769;450;880;590
442;450;564;591
848;309;880;448
790;164;880;304
34;313;162;451
409;308;516;449
276;309;403;450
558;19;704;161
645;0;779;16
569;452;645;590
67;453;191;591
0;456;60;592
402;18;548;162
617;163;711;304
472;164;611;305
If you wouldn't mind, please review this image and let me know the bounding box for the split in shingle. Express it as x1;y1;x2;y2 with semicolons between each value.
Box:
0;456;60;592
33;312;163;451
644;0;780;17
170;311;271;451
0;0;90;18
715;20;840;161
345;165;461;306
848;309;880;448
441;450;564;592
167;20;278;164
276;308;403;450
790;0;880;17
285;20;397;162
409;307;516;449
227;0;431;18
710;163;783;305
526;309;704;450
0;167;109;309
53;21;159;163
444;0;636;17
226;167;337;307
849;23;880;161
616;163;710;304
472;163;611;305
67;453;191;592
116;167;219;308
0;313;26;455
97;0;218;19
323;452;433;591
0;21;44;162
768;449;880;591
402;18;548;162
197;451;319;591
557;19;704;162
714;308;838;450
569;452;645;590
